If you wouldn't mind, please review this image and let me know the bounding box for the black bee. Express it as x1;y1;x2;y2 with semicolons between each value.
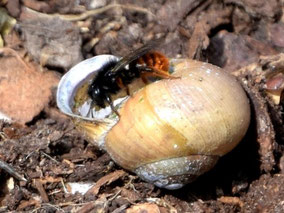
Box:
88;38;173;116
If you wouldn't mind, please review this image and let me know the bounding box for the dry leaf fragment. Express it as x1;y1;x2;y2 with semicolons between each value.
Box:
0;48;59;124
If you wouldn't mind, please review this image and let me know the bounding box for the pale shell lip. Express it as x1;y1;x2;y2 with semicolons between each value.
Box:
56;54;119;121
0;111;12;123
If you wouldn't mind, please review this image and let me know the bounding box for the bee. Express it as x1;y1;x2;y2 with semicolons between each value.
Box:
88;38;175;116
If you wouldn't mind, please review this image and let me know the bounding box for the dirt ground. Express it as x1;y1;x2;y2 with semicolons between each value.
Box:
0;0;284;212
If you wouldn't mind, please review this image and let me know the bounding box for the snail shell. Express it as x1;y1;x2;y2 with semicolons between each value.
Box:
56;56;251;190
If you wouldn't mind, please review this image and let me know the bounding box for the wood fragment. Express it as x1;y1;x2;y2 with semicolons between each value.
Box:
218;196;244;208
34;179;49;203
126;203;161;213
77;202;96;213
187;7;232;59
86;170;126;196
38;176;62;184
241;80;276;172
231;54;284;172
187;21;209;59
17;199;41;210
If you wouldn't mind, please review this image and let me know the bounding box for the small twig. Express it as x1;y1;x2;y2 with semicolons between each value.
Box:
48;189;62;195
25;151;35;160
124;175;139;193
24;4;156;22
0;159;27;181
60;178;68;193
40;151;59;164
108;189;122;202
0;48;31;72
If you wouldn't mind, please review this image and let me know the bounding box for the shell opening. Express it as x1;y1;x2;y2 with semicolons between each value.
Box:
56;55;122;120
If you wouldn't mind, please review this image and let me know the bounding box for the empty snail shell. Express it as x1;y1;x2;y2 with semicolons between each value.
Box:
56;56;251;189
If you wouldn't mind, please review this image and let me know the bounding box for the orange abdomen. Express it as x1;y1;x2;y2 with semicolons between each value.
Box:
137;51;169;73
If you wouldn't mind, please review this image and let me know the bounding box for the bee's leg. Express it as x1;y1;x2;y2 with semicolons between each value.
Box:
141;75;149;84
125;86;130;96
116;77;130;95
136;65;179;80
147;66;180;79
136;66;151;84
105;95;120;117
139;66;180;82
87;101;95;118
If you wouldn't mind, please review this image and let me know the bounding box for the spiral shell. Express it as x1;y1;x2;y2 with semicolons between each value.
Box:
56;57;250;189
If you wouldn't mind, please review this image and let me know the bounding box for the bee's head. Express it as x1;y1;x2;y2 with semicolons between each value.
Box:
104;71;117;84
88;85;105;108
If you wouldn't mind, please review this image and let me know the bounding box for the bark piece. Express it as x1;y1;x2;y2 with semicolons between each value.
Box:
86;170;126;195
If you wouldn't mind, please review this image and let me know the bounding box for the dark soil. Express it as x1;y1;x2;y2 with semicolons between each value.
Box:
0;0;284;212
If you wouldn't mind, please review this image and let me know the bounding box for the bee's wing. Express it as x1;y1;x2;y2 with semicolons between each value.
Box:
110;37;164;73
